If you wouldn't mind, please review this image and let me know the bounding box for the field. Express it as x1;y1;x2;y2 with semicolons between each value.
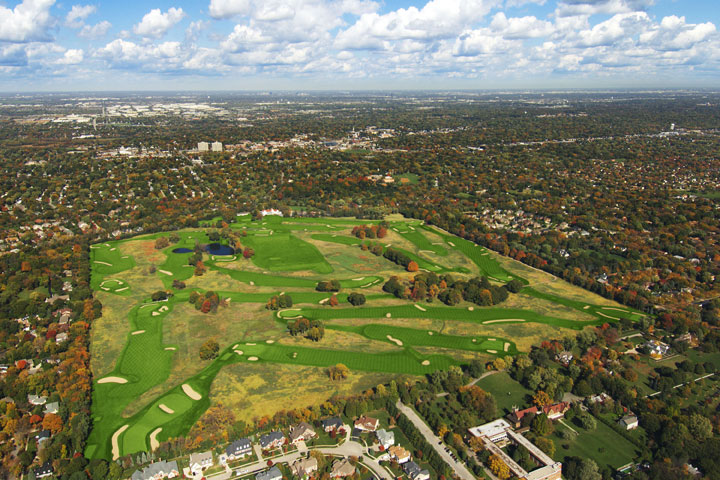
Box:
87;215;645;460
552;418;640;470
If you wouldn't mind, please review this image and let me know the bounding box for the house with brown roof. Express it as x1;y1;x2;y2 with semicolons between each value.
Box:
388;445;411;464
290;457;318;478
507;402;570;428
330;459;356;478
289;422;317;444
354;415;379;432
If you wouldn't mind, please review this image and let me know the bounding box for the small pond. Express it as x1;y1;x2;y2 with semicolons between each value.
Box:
172;247;193;253
204;243;235;256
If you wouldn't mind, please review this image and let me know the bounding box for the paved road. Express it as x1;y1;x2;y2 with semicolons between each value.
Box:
395;400;476;480
437;370;501;397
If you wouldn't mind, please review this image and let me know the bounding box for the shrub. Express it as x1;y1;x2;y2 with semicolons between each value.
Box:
348;293;366;306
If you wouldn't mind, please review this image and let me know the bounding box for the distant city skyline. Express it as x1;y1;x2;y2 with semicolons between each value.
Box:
0;0;718;91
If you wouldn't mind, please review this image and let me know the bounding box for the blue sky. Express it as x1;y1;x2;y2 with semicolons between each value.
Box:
0;0;718;90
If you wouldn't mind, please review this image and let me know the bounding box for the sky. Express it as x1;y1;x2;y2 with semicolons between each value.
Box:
0;0;718;91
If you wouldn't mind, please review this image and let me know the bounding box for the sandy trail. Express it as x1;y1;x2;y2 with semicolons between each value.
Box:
182;384;202;400
150;428;162;450
602;307;630;313
482;319;526;324
112;425;129;460
98;376;128;384
387;335;403;346
597;312;619;320
158;404;174;414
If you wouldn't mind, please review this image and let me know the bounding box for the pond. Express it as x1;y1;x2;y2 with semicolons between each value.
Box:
172;247;193;253
204;243;235;256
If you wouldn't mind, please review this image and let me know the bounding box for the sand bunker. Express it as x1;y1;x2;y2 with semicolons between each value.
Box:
112;425;129;460
319;298;329;304
150;428;162;450
182;384;202;400
352;277;365;281
583;305;591;309
159;306;169;312
266;340;275;344
110;247;116;251
386;313;392;318
597;312;619;320
115;287;129;292
158;269;173;276
234;350;244;355
421;360;430;366
419;250;434;254
94;261;112;266
152;312;160;316
488;338;496;341
248;356;259;361
482;319;526;324
164;347;176;351
387;335;403;346
468;307;475;311
448;242;456;247
414;304;427;312
249;281;255;286
158;404;174;414
98;376;128;384
131;330;145;335
246;342;256;346
428;331;434;336
472;339;477;343
487;350;498;354
602;307;630;313
504;342;511;352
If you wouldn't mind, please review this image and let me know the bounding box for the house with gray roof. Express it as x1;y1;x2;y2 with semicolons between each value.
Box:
226;437;252;459
289;421;317;444
131;460;179;480
403;461;430;480
256;466;282;480
376;429;395;450
189;451;213;475
260;431;286;450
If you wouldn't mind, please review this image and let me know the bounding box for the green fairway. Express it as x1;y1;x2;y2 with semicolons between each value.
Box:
242;232;333;273
392;223;448;256
552;418;640;470
474;371;533;414
89;243;136;290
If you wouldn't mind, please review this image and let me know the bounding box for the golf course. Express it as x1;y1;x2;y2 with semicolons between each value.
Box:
86;215;645;461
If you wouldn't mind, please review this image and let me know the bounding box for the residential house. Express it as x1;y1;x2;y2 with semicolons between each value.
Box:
619;415;639;430
35;430;51;445
330;458;356;478
388;445;411;464
131;460;179;480
376;429;395;450
403;461;430;480
289;421;317;444
34;462;54;479
354;415;379;432
555;351;573;366
226;438;253;459
506;403;570;428
587;392;611;405
321;417;343;432
256;466;283;480
28;394;47;405
260;431;286;450
644;340;670;359
44;402;59;415
55;332;69;343
290;457;318;478
188;451;213;475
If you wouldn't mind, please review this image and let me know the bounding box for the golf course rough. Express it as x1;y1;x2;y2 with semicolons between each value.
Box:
87;215;636;460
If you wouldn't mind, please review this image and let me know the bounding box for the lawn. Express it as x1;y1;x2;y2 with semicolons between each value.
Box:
474;371;533;414
242;233;333;274
552;418;639;470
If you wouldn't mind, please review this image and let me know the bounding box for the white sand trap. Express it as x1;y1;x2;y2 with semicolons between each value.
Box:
419;250;434;254
104;243;111;247
352;277;365;281
488;338;496;341
428;331;434;336
597;312;619;320
131;330;145;335
152;311;160;316
98;376;128;384
233;344;239;349
386;244;392;247
487;349;498;354
279;292;285;296
116;287;129;292
122;256;129;259
159;404;174;414
415;304;427;312
158;269;173;276
90;245;100;249
248;356;259;361
101;287;110;291
448;242;456;247
112;425;129;460
472;339;477;343
468;307;475;311
94;261;112;266
246;342;257;346
361;283;373;288
504;342;511;352
481;253;489;256
319;298;329;305
387;335;403;346
266;340;275;344
583;305;591;310
421;360;430;366
164;347;176;351
110;248;116;251
249;281;255;286
159;306;168;312
432;242;443;245
386;313;392;318
150;428;162;450
182;384;202;400
483;319;526;324
234;350;244;355
602;307;630;313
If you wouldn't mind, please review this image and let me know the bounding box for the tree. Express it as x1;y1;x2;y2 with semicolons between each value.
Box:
488;454;510;479
328;364;349;381
688;413;713;440
407;261;419;272
43;413;63;434
348;293;366;306
154;237;170;249
533;390;552;407
506;278;524;293
199;339;220;360
534;437;555;457
329;295;339;307
532;413;553;436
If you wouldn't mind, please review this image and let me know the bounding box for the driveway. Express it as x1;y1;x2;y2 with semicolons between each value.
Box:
395;400;476;480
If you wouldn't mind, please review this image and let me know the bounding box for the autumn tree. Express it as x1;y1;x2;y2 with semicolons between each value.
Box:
199;339;220;360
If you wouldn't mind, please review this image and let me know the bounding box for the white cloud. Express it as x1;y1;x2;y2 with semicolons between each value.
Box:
573;12;650;47
0;44;28;66
133;7;186;38
56;48;84;64
491;13;554;39
556;0;654;17
79;20;111;39
66;4;96;28
639;15;716;51
505;0;546;7
0;0;55;43
96;39;182;66
209;0;252;19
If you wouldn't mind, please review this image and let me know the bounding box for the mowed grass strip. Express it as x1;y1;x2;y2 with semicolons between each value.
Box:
208;263;382;289
242;233;333;274
392;224;448;256
90;243;136;289
523;287;646;321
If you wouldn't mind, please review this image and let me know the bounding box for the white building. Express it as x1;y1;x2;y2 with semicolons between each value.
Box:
211;141;223;152
198;142;209;152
